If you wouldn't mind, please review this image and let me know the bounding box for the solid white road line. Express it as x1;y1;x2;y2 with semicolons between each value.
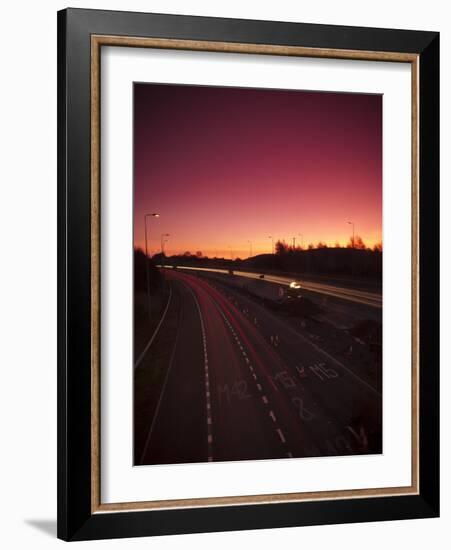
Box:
139;296;181;464
134;284;173;370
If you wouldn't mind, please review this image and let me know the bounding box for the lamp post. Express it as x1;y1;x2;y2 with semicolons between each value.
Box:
292;234;303;249
247;240;253;258
347;221;356;279
268;235;274;254
161;233;170;257
347;221;355;248
144;212;159;321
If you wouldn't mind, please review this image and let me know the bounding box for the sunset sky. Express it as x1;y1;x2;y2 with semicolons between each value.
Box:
134;83;382;259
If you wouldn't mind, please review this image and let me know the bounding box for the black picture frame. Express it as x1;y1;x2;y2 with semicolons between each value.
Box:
57;8;439;541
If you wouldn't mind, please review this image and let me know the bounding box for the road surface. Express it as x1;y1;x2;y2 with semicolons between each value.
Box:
138;269;382;466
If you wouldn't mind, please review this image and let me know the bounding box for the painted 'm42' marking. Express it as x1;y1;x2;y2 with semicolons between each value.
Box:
218;380;252;404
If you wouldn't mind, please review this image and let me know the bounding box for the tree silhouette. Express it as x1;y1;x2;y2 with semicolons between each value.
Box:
354;236;366;250
347;235;366;250
275;240;289;255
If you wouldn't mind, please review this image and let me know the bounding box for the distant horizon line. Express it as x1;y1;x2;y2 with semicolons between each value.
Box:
134;243;383;261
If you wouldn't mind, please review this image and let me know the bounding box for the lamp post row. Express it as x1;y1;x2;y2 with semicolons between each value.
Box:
269;223;355;254
145;215;355;266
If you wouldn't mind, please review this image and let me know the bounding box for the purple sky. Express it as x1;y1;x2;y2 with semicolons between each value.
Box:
134;83;382;258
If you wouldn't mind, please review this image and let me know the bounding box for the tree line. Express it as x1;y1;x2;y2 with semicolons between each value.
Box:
275;237;382;254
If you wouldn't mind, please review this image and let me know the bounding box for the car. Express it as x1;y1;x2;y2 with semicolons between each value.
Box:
289;281;301;289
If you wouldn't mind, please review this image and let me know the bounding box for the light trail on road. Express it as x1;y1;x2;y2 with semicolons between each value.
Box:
159;265;381;308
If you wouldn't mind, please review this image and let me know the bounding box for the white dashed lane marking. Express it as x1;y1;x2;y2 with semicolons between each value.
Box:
189;287;214;462
277;429;286;444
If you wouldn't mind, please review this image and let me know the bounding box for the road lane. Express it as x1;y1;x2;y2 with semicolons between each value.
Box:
172;270;289;462
139;277;207;465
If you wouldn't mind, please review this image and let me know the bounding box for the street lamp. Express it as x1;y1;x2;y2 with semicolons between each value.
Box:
347;221;355;249
161;233;170;256
268;235;274;254
247;240;253;258
144;212;159;321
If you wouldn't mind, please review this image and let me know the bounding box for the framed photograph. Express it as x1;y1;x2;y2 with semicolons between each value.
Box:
57;8;439;541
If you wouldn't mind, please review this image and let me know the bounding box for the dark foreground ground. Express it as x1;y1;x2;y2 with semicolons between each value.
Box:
134;268;382;466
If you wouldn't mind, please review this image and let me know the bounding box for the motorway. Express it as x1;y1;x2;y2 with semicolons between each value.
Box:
161;265;382;308
139;269;382;466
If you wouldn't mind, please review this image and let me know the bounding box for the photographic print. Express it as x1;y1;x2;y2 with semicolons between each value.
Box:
133;83;382;466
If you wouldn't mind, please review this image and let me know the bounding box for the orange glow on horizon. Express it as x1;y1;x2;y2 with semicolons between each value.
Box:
135;234;382;260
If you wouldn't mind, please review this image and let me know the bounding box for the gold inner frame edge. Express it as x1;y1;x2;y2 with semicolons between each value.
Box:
90;35;420;514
